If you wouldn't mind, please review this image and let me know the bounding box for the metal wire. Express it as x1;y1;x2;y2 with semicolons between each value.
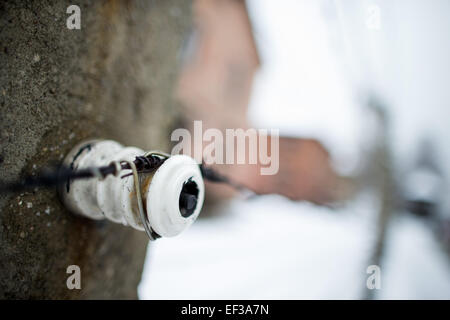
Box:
0;154;167;194
121;159;157;241
0;153;256;208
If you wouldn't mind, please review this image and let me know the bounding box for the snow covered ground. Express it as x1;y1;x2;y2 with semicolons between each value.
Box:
139;195;372;299
139;195;450;299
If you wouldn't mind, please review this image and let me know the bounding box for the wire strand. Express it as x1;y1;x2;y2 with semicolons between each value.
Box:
0;156;257;198
122;160;158;241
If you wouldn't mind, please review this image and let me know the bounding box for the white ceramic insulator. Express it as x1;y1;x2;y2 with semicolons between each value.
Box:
60;139;205;238
146;154;204;237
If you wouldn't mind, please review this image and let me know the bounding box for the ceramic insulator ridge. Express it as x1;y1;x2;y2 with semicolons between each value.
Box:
60;139;205;238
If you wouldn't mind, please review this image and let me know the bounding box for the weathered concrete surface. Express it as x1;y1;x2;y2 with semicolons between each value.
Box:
0;0;191;298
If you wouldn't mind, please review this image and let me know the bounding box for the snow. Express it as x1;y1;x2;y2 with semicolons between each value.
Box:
139;195;373;299
139;195;450;299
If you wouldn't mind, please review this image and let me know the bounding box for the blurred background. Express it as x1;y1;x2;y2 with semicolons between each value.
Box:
139;0;450;299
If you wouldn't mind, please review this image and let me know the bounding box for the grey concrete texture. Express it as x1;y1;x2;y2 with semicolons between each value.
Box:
0;0;191;298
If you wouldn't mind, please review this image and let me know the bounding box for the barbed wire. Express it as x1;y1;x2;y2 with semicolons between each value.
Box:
0;154;256;196
0;154;166;195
